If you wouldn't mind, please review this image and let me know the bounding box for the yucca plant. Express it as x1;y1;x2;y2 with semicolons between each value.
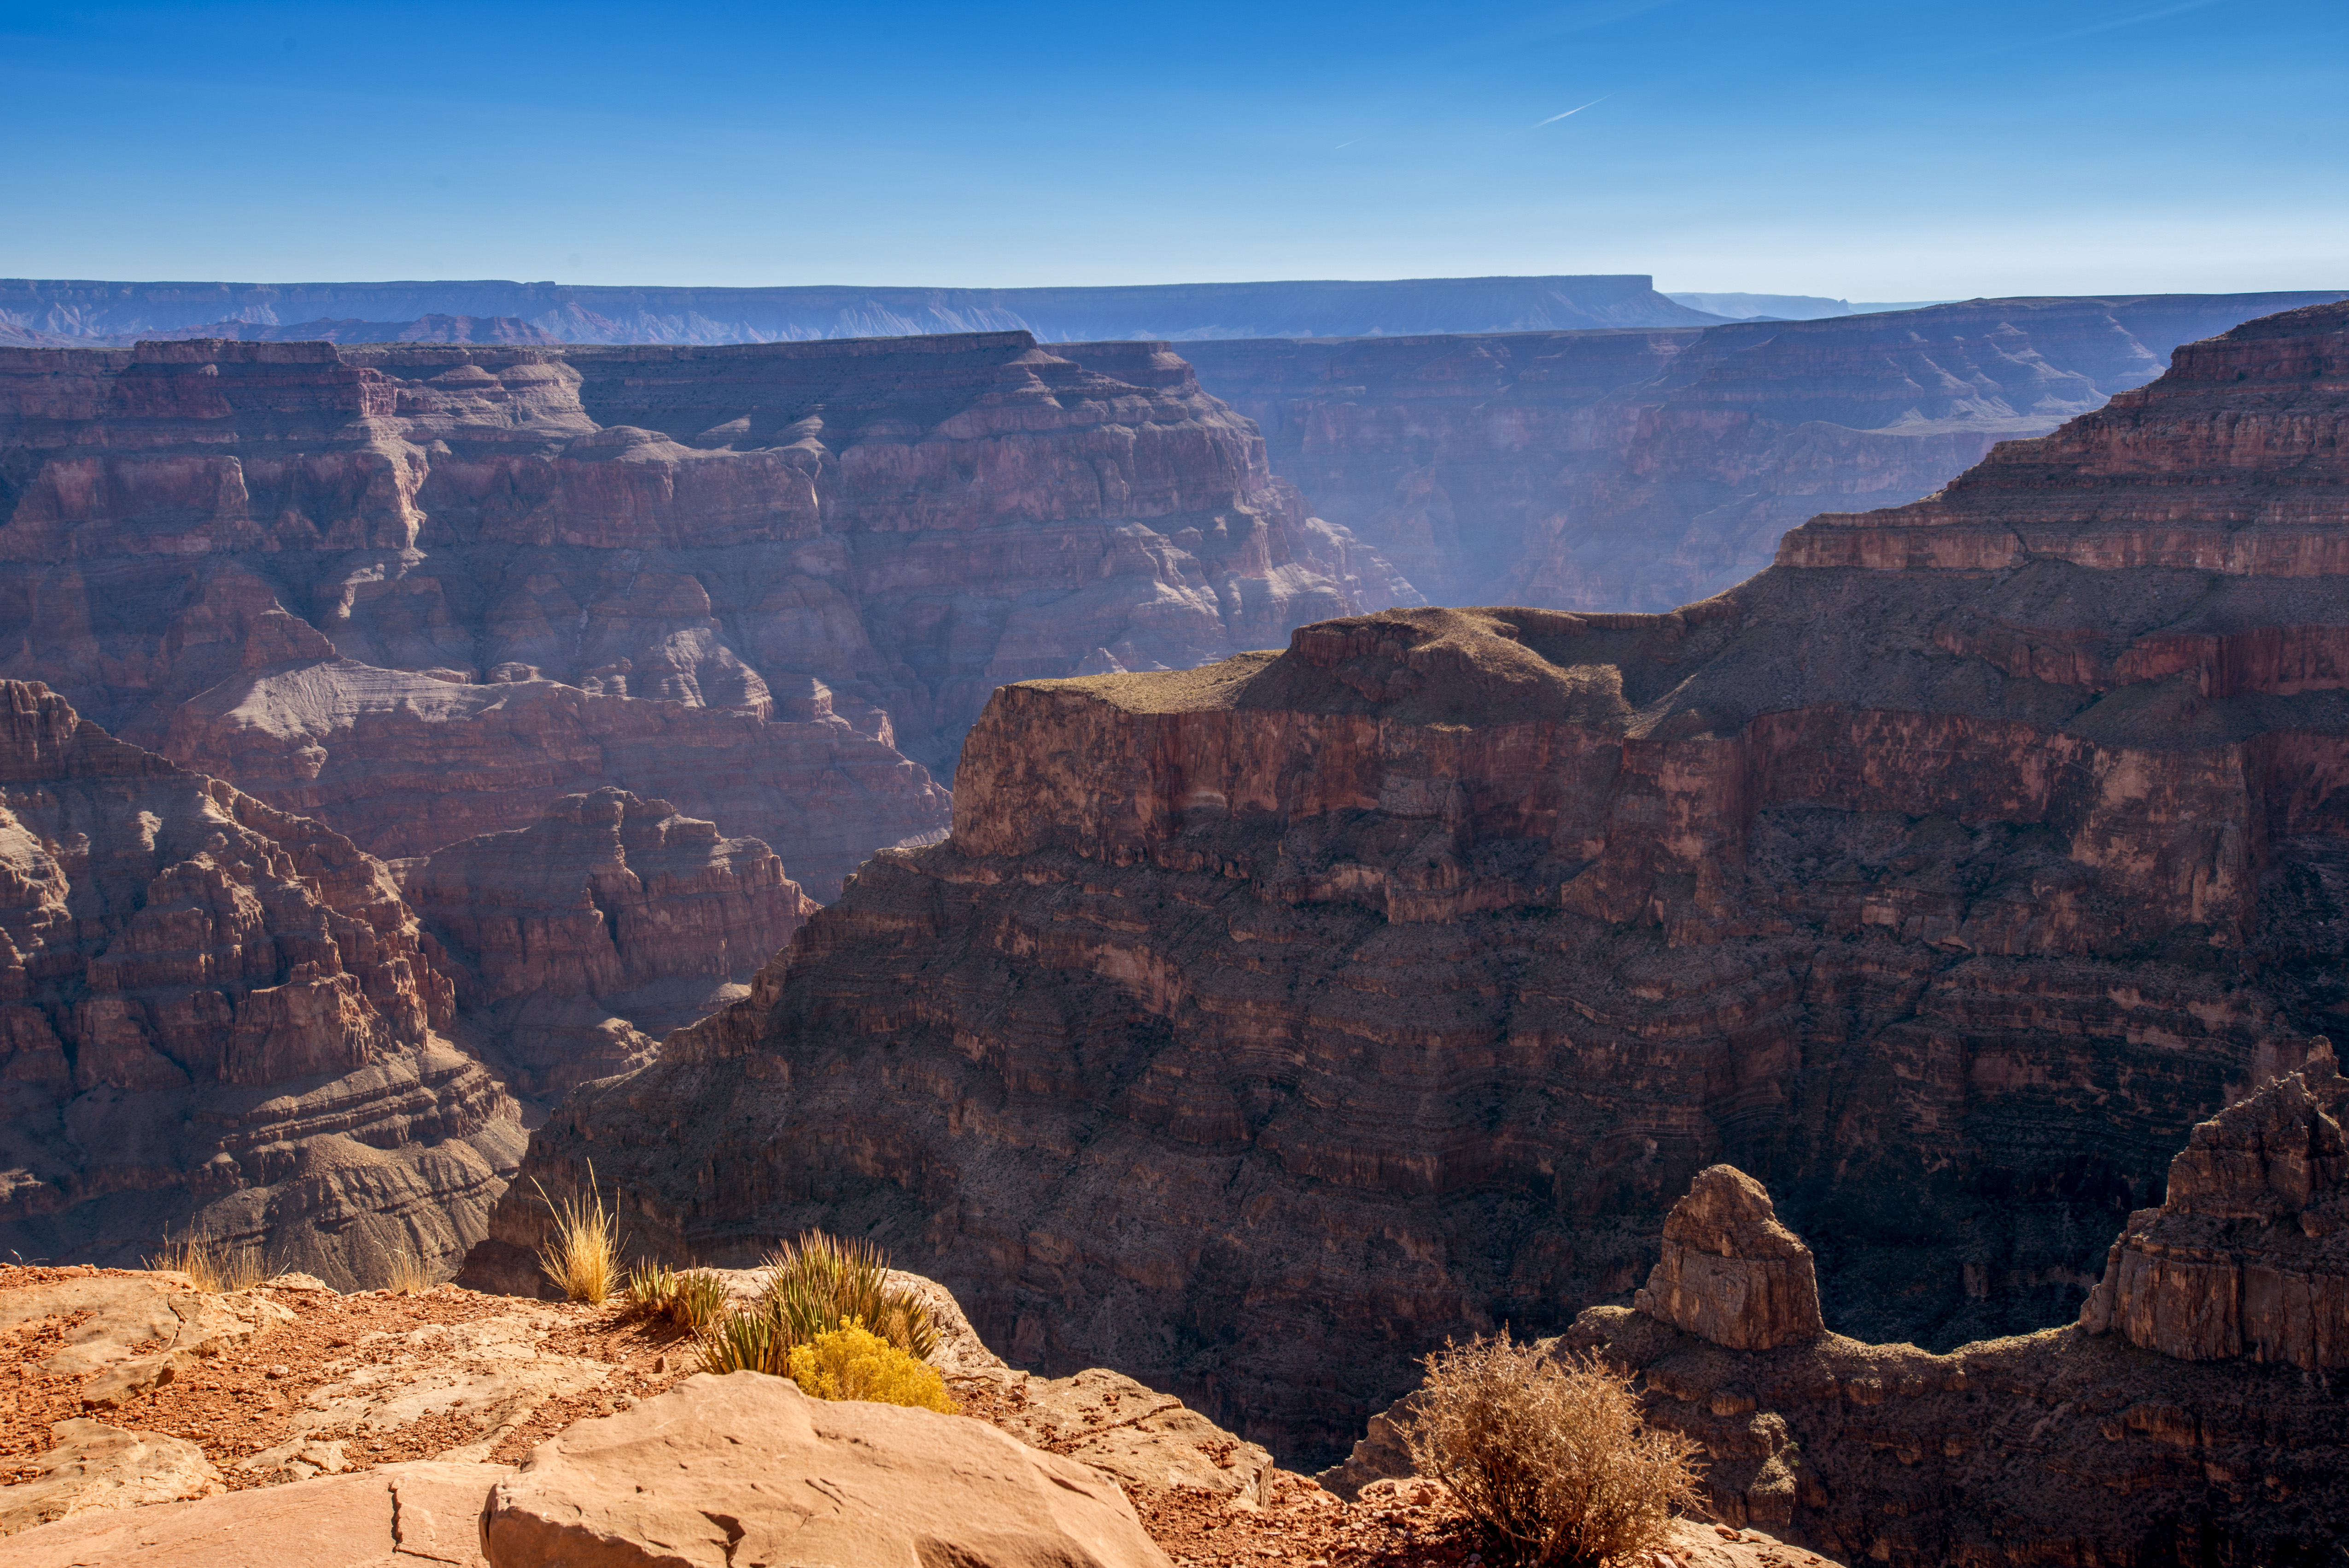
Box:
759;1231;939;1360
673;1269;731;1330
625;1259;678;1316
699;1297;789;1374
532;1164;620;1305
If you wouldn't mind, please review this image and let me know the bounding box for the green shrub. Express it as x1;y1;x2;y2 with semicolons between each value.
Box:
787;1320;956;1413
625;1259;677;1315
1401;1334;1702;1568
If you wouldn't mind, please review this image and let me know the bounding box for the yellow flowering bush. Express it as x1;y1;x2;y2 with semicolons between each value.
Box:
785;1319;958;1413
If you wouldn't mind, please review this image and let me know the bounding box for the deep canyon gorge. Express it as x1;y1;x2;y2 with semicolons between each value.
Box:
0;276;2342;1563
473;299;2349;1492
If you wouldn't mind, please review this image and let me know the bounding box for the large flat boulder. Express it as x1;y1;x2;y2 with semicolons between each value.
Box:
0;1460;503;1568
0;1422;220;1539
480;1370;1169;1568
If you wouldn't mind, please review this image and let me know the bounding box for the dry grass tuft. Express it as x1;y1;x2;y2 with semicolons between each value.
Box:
533;1164;620;1305
1401;1334;1702;1568
145;1232;267;1294
383;1250;438;1295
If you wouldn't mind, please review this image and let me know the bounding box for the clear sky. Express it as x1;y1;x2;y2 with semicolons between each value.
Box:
3;0;2342;300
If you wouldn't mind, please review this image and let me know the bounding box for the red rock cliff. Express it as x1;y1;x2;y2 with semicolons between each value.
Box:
402;787;814;1098
470;301;2349;1464
0;333;1397;895
0;681;521;1285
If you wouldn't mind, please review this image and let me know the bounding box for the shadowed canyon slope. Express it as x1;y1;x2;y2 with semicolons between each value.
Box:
0;680;522;1285
404;786;814;1100
1182;290;2346;613
473;300;2349;1465
0;332;1403;895
0;275;1718;347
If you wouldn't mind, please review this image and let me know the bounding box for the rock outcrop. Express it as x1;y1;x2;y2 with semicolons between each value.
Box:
0;274;1717;346
1632;1166;1824;1351
0;1421;221;1537
2080;1042;2349;1369
403;789;814;1099
1183;290;2347;612
0;681;521;1282
483;1372;1170;1568
0;333;1405;895
1335;1149;2349;1564
0;1263;1300;1568
477;299;2349;1464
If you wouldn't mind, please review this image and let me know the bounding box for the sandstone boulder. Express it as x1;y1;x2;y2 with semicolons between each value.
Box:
480;1370;1169;1568
2080;1043;2349;1367
0;1421;220;1539
994;1367;1277;1505
1634;1166;1826;1352
0;1460;503;1568
0;1270;292;1409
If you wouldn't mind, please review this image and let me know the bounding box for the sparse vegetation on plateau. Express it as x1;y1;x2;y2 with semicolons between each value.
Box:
533;1165;620;1305
1401;1334;1702;1568
626;1260;730;1329
695;1230;939;1377
145;1231;267;1293
381;1246;438;1294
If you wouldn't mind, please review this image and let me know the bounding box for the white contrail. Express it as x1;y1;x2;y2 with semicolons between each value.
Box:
1532;96;1608;128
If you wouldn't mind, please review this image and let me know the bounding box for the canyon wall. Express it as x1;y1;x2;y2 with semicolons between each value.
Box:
1180;290;2347;612
402;787;814;1100
1554;1063;2349;1566
0;275;1718;347
0;680;522;1286
471;300;2349;1466
0;332;1400;896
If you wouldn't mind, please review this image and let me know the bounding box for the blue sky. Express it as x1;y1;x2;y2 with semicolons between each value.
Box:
3;0;2342;298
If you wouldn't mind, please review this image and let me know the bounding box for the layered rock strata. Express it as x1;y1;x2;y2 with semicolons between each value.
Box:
0;333;1408;892
1577;1155;2348;1564
473;300;2349;1464
1182;290;2347;611
403;788;814;1099
0;682;521;1283
2080;1044;2349;1368
1631;1165;1824;1352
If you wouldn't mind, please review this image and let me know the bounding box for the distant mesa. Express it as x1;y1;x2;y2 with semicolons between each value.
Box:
0;274;1716;345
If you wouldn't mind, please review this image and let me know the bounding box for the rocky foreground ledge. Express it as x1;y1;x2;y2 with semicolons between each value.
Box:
0;1264;1822;1568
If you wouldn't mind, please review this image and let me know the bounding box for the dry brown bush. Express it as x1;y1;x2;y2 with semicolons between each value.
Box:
145;1232;267;1294
1401;1334;1702;1568
532;1166;620;1304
